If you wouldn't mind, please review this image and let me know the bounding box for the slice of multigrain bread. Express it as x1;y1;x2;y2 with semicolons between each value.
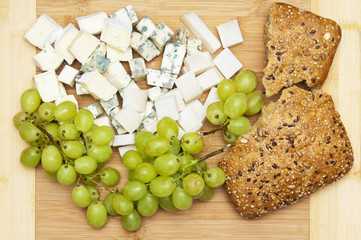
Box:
263;2;341;97
219;86;353;218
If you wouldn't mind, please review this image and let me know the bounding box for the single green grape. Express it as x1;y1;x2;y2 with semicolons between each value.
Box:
172;187;193;210
194;161;207;173
154;153;180;176
104;192;118;216
245;92;264;115
123;180;147;201
217;79;237;102
53;101;77;122
134;162;157;183
182;173;205;196
58;122;78;140
45;123;60;138
224;130;238;145
38;102;55;121
149;176;176;198
159;196;177;212
72;185;92;208
13;111;31;128
86;201;108;228
178;153;193;174
168;140;181;155
157;117;178;140
203;167;226;188
121;209;142;232
137;192;158;217
122;150;143;170
19;122;41;143
62;141;84;159
112;193;134;215
20;146;41;168
144;136;170;157
86;185;99;202
206;101;228;125
82;124;98;143
227;116;251;136
193;184;214;201
135;131;154;157
91;126;114;146
41;145;62;172
128;170;137;181
74;156;97;174
31;111;44;126
86;144;113;163
100;167;120;187
181;132;204;155
74;109;94;132
20;89;41;114
224;92;248;119
234;70;258;94
57;164;77;185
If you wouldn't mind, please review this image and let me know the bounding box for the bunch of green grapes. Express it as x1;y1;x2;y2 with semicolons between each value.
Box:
206;70;264;144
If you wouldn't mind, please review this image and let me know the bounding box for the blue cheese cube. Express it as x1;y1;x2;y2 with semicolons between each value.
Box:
135;16;156;38
155;95;180;120
80;43;110;73
112;133;136;147
213;48;242;79
100;94;119;114
114;106;143;133
103;61;131;90
106;45;132;62
76;12;108;35
138;101;158;133
111;8;132;26
186;38;202;56
124;5;138;26
122;88;148;112
161;43;186;75
196;67;223;91
33;44;64;71
129;58;147;81
58;65;79;87
150;23;174;51
108;106;128;135
147;86;164;101
130;32;160;62
68;31;100;64
75;81;89;95
77;71;117;101
146;69;177;89
82;102;104;118
101;18;132;51
175;28;189;45
34;70;62;102
55;95;79;110
55;24;78;65
174;71;203;103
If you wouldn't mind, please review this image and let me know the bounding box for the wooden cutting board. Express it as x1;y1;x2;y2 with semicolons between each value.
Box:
1;0;360;239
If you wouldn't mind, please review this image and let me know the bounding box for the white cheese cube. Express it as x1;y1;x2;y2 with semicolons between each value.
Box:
103;61;132;90
174;71;203;103
83;102;104;118
162;88;186;112
184;51;214;76
24;13;62;49
110;8;132;26
130;32;160;62
135;16;156;38
33;44;64;71
94;115;113;128
107;45;132;62
118;145;137;157
150;23;174;51
144;121;158;133
114;106;143;133
161;43;186;75
108;107;128;135
181;13;221;54
118;80;140;98
124;5;138;26
138;101;158;133
81;43;110;73
181;65;189;75
55;95;79;110
155;95;179;120
175;28;189;45
58;65;79;87
196;67;223;91
177;124;185;140
204;87;221;109
100;94;119;114
78;71;117;101
186;99;206;122
129;58;147;81
217;19;243;48
55;24;79;65
187;38;202;56
75;81;89;95
101;18;132;51
177;106;203;133
58;82;67;98
147;86;164;101
34;70;61;102
68;31;100;64
112;133;135;147
214;48;242;79
122;88;148;112
76;12;108;35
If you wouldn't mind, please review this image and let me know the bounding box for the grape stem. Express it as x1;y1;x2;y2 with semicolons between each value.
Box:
89;178;115;193
197;144;232;162
195;125;228;143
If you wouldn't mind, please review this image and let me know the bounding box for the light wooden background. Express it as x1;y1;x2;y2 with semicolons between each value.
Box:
0;0;360;239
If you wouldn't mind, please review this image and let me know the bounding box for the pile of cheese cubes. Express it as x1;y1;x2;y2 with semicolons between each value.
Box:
24;5;244;156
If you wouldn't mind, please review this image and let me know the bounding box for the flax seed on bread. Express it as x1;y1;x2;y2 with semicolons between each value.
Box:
219;86;353;218
263;2;341;97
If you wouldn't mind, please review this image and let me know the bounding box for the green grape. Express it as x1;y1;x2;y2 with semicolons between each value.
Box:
13;111;31;128
31;111;44;126
181;132;204;155
206;101;227;125
57;164;77;185
204;167;226;188
20;89;41;114
178;153;193;174
193;184;214;201
224;93;248;119
154;153;180;176
45;123;60;138
157;117;178;140
112;193;134;215
227;116;251;136
83;124;98;143
96;162;105;171
74;156;97;174
128;170;137;181
123;180;147;201
121;209;142;232
44;169;57;181
62;141;84;159
20;146;41;168
58;122;78;140
217;79;237;102
172;187;193;210
245;92;264;115
159;196;177;212
86;201;108;228
53;101;77;122
171;172;182;180
150;176;176;197
234;70;258;94
194;161;207;172
100;167;120;187
41;145;62;172
86;185;99;202
134;162;157;183
168;140;181;155
122;150;143;170
38;102;55;121
30;134;47;148
224;130;238;145
72;185;92;208
144;136;170;157
19;122;41;142
104;192;118;216
86;144;113;163
182;173;205;196
74;109;94;132
91;126;114;145
135;131;154;157
137;192;158;217
83;172;100;186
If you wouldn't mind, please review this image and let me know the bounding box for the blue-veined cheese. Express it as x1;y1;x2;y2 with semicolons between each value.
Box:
129;58;147;81
175;27;190;45
135;16;156;38
100;94;119;114
149;23;174;51
82;102;104;118
130;32;160;62
161;43;186;75
81;42;110;73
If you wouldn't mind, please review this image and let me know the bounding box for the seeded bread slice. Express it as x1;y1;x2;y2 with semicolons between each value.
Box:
219;86;353;219
263;2;341;97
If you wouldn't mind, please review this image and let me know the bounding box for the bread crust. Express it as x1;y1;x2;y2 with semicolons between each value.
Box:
219;86;353;218
263;2;341;97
